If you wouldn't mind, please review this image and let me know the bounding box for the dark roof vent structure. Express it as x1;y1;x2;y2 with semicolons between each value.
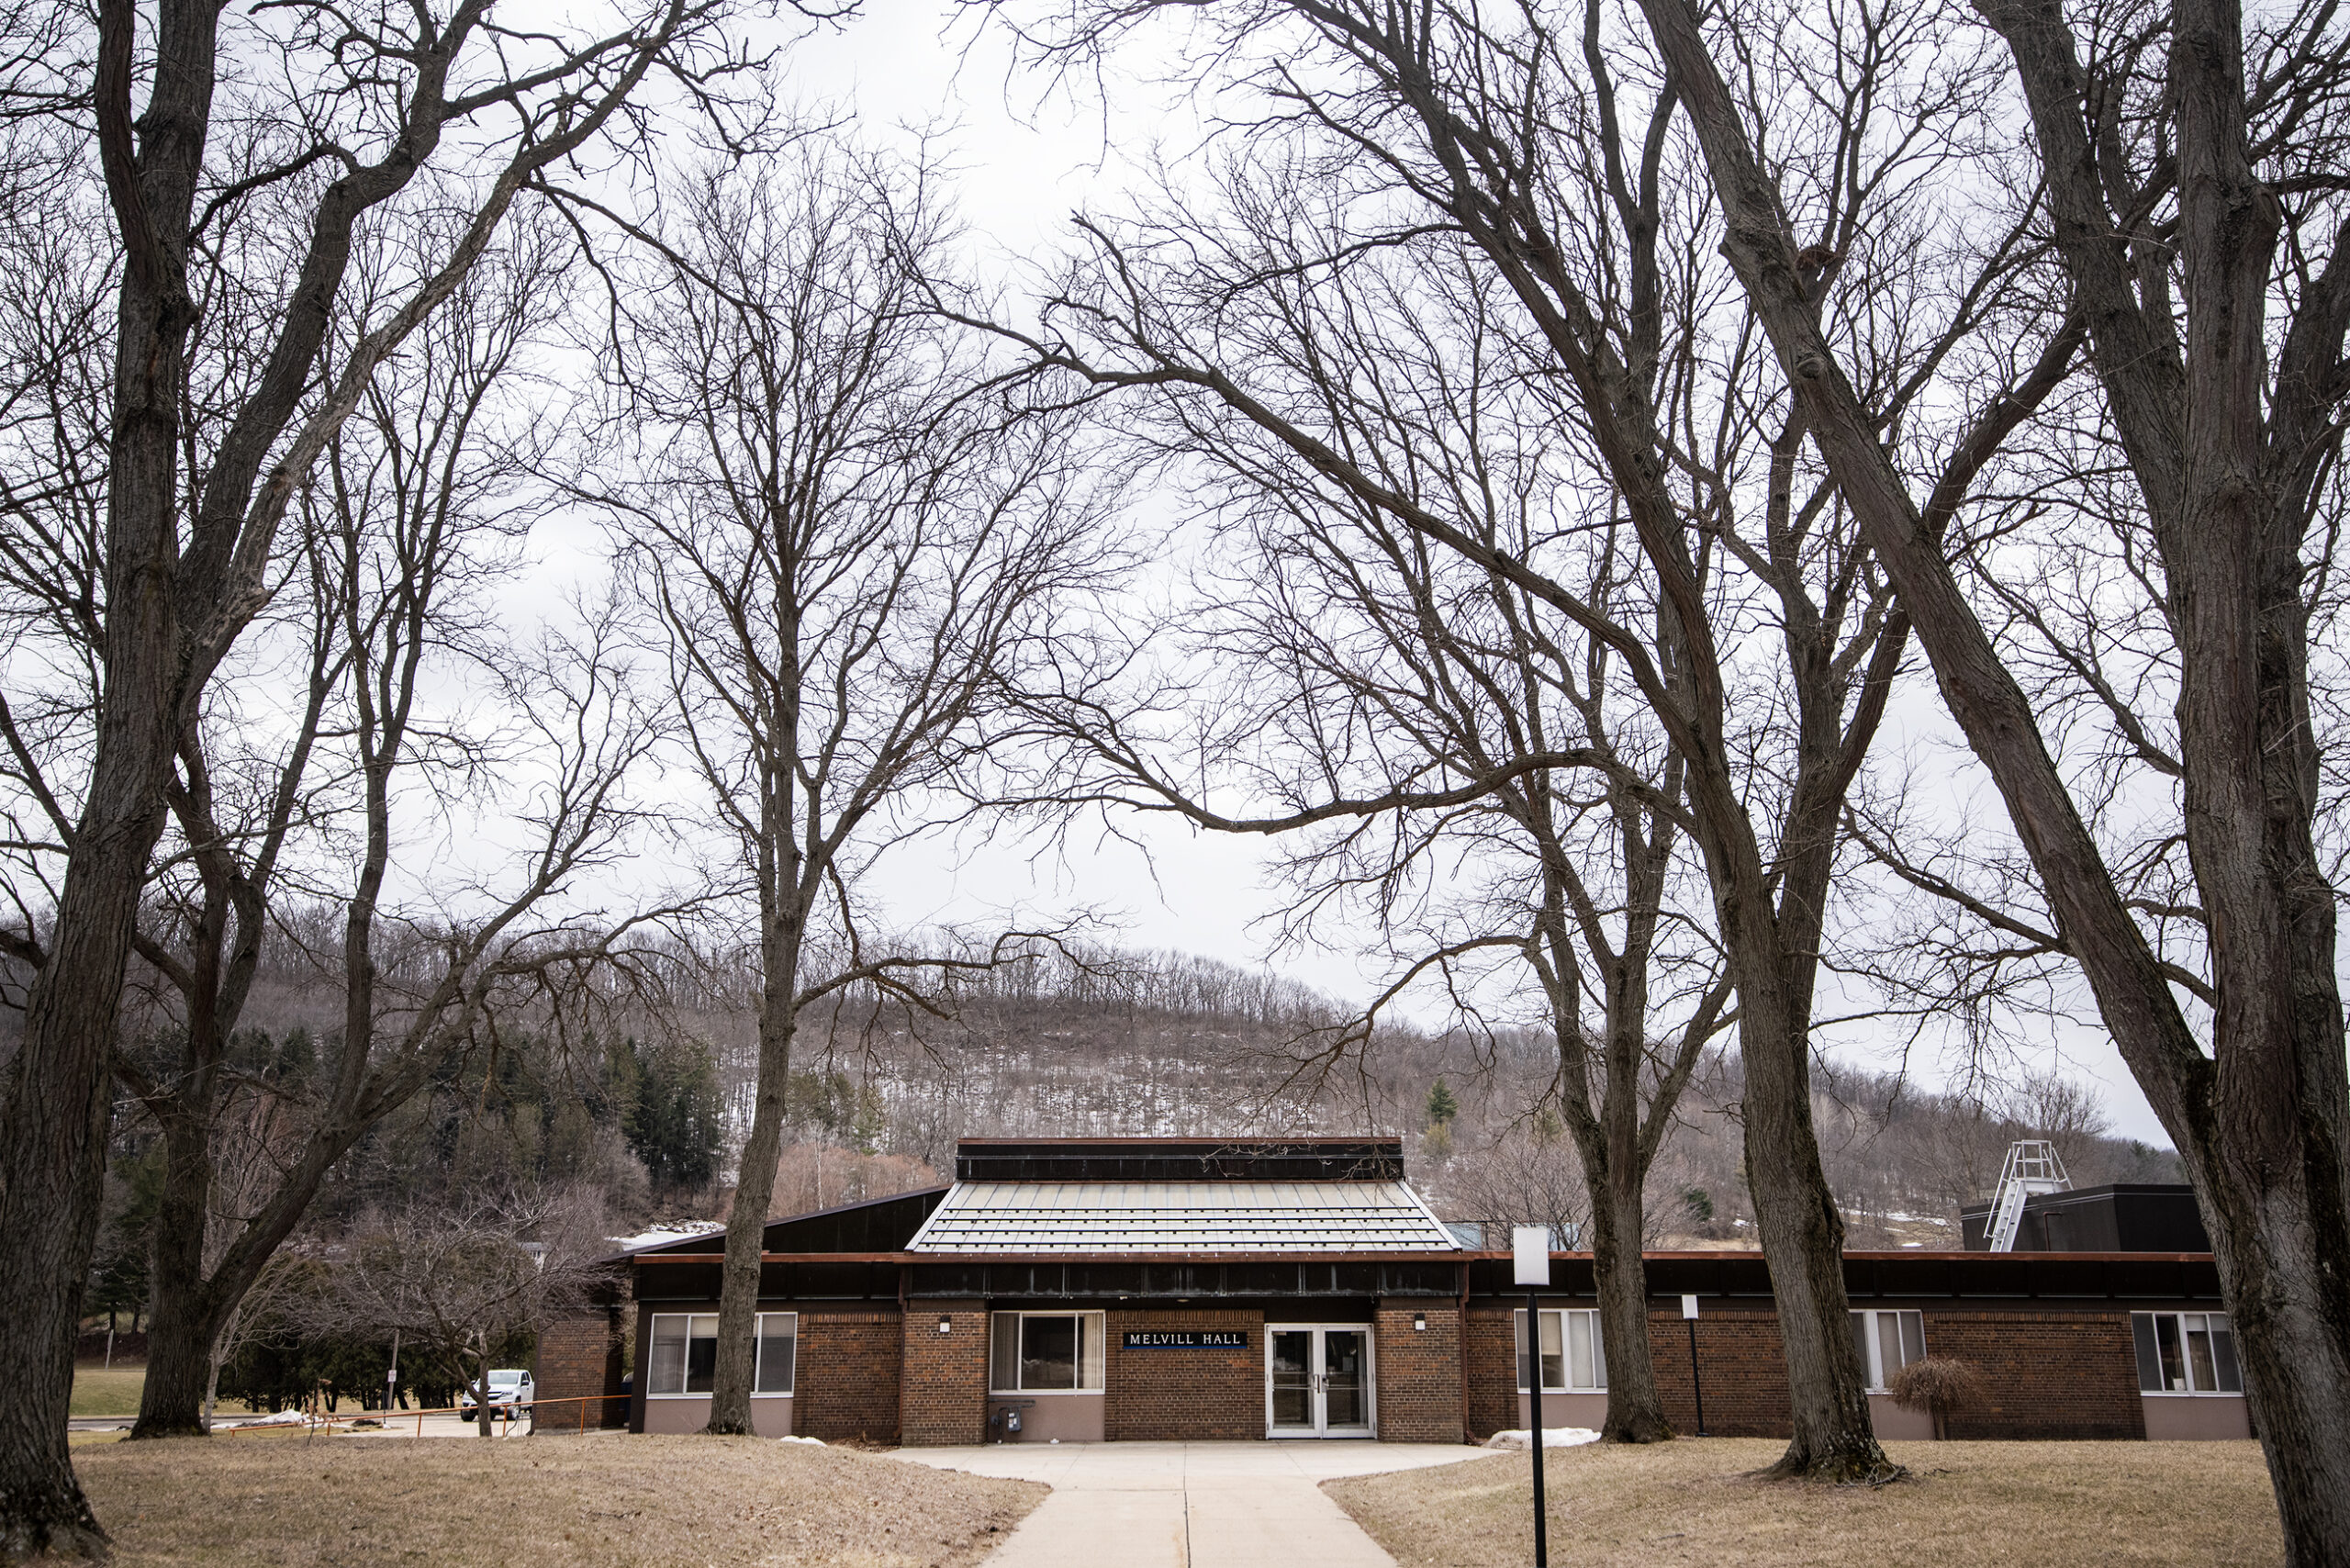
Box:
952;1137;1405;1184
1958;1183;2210;1253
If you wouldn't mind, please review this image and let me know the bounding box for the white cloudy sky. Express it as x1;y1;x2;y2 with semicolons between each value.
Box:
499;0;2182;1145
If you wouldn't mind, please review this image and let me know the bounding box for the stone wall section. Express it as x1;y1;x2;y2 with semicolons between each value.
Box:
797;1308;903;1442
1105;1307;1265;1440
901;1300;989;1446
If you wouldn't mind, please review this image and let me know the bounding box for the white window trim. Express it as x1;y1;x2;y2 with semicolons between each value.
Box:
1850;1310;1925;1393
645;1311;799;1397
2134;1311;2243;1397
989;1309;1106;1395
1513;1307;1607;1393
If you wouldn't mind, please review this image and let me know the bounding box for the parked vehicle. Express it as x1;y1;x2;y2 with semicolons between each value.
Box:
458;1369;533;1417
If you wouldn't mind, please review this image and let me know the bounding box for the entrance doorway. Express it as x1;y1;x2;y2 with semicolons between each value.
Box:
1266;1325;1375;1437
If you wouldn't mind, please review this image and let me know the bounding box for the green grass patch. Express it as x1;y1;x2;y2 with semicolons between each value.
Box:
71;1365;147;1419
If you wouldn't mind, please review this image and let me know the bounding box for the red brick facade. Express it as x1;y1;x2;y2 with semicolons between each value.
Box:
1461;1301;2149;1441
1105;1308;1265;1439
901;1301;990;1445
1651;1308;1791;1437
1373;1300;1462;1443
797;1308;903;1442
533;1309;627;1428
1918;1312;2145;1439
1464;1307;1519;1439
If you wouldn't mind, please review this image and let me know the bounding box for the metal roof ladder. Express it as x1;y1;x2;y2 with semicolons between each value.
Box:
1986;1139;2072;1251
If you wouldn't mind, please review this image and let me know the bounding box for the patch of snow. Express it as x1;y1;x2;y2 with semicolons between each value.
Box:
222;1409;310;1428
607;1223;724;1252
777;1435;825;1445
1483;1428;1603;1450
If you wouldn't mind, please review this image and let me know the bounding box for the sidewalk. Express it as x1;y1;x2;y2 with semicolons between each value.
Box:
895;1441;1497;1567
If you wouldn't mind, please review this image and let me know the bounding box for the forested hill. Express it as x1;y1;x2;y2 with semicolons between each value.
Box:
84;941;2182;1316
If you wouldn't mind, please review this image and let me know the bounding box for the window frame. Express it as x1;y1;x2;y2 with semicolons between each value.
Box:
1512;1307;1607;1393
988;1310;1107;1394
645;1311;800;1398
2132;1311;2243;1397
755;1311;798;1395
1849;1309;1926;1393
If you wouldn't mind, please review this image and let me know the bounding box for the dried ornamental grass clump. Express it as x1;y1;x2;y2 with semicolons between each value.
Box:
1890;1357;1991;1439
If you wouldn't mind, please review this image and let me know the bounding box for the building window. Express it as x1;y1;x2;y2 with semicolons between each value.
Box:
756;1312;797;1394
647;1312;798;1396
1514;1308;1606;1392
990;1311;1106;1393
2133;1312;2242;1395
1850;1310;1925;1392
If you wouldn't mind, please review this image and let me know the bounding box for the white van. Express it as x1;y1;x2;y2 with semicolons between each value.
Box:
458;1369;533;1417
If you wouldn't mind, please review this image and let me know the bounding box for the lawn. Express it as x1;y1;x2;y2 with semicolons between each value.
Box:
1325;1439;2283;1568
70;1365;147;1419
75;1433;1046;1567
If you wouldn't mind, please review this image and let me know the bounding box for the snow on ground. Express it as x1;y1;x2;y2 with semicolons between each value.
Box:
1483;1428;1603;1450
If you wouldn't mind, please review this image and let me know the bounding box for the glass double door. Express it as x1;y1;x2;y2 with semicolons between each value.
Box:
1266;1325;1374;1437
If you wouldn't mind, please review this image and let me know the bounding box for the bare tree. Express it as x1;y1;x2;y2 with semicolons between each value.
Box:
576;143;1118;1435
103;220;669;1443
977;0;2072;1477
1628;0;2350;1551
995;218;1729;1439
301;1193;610;1437
0;0;759;1549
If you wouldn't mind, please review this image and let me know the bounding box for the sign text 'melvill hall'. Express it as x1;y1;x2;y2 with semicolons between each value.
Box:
1121;1330;1248;1350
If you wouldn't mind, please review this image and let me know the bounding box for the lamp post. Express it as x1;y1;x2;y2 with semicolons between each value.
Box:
1681;1294;1705;1437
1512;1226;1550;1568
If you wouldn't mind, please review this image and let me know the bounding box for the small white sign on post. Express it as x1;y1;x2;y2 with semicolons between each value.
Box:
1681;1294;1700;1320
1512;1225;1552;1287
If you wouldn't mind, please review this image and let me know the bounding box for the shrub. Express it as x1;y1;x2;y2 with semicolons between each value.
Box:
1889;1356;1990;1439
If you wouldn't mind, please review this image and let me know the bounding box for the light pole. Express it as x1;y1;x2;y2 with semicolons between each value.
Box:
1681;1294;1705;1436
1513;1226;1551;1568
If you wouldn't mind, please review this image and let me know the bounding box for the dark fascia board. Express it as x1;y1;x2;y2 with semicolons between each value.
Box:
952;1137;1404;1182
628;1246;2221;1265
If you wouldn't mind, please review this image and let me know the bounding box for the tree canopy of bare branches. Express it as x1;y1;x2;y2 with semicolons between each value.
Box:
0;0;762;1549
576;141;1122;1434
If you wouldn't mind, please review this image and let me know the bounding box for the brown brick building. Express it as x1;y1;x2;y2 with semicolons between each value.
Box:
539;1137;2249;1447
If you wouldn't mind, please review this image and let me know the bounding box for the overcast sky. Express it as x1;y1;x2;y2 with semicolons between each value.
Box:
504;0;2185;1146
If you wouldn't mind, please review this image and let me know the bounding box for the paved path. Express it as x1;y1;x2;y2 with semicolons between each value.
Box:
896;1442;1497;1567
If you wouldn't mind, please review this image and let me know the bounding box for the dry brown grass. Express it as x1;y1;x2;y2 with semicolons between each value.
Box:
1325;1439;2283;1568
76;1432;1046;1567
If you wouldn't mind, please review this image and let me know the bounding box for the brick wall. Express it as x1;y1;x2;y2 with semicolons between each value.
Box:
1464;1307;1519;1439
901;1301;988;1446
1919;1312;2145;1439
1374;1300;1463;1443
1469;1300;2147;1442
1105;1308;1264;1439
534;1310;625;1428
797;1309;902;1442
1650;1309;1791;1437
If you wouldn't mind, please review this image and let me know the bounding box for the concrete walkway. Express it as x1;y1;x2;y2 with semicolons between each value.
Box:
896;1442;1497;1567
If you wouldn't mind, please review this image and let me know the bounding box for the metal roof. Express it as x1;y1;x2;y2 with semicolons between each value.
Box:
902;1179;1460;1254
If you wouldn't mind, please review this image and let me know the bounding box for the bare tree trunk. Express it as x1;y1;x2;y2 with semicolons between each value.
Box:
0;64;191;1525
704;902;800;1436
1632;0;2350;1544
201;1301;240;1432
130;1107;221;1439
1585;1173;1669;1443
